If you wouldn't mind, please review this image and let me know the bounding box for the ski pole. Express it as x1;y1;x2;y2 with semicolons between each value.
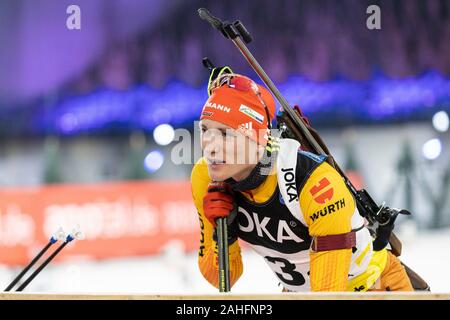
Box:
216;217;230;292
222;217;230;292
4;228;66;291
15;226;84;292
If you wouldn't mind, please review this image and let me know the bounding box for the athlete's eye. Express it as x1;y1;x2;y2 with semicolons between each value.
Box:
217;130;229;138
225;132;236;139
223;130;236;138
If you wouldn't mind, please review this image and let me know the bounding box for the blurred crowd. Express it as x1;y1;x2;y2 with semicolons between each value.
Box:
72;0;450;93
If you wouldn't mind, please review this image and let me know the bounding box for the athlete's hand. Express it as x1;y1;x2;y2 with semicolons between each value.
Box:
203;182;235;227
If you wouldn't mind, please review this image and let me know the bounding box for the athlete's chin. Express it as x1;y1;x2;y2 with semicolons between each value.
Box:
207;165;232;182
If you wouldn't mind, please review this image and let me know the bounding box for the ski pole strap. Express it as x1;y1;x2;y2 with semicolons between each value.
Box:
311;231;356;252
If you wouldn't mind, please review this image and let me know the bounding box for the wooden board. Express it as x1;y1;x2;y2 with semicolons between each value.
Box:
1;292;449;300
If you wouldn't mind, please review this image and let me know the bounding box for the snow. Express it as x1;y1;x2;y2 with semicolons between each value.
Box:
1;227;449;294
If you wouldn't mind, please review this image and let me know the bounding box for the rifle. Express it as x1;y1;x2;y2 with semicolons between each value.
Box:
198;8;409;256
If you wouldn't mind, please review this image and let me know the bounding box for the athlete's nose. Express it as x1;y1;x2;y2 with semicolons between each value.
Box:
202;129;221;153
203;139;219;159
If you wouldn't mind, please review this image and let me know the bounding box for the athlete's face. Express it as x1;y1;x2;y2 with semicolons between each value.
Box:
200;119;263;182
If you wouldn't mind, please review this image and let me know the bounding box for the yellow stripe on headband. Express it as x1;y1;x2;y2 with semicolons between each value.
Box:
207;66;233;96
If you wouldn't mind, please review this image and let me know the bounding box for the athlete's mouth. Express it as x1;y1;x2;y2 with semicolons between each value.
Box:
206;159;226;165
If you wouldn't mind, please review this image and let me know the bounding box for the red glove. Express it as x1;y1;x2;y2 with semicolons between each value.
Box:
203;182;234;228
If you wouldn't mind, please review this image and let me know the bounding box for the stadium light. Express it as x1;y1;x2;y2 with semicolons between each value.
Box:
432;111;449;133
144;150;164;172
422;138;442;160
153;124;175;146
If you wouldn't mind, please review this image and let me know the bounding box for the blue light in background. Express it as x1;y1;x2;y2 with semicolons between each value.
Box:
144;150;164;173
24;71;450;135
59;113;78;133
